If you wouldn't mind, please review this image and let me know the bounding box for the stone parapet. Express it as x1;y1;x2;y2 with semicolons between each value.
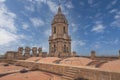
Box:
15;60;120;80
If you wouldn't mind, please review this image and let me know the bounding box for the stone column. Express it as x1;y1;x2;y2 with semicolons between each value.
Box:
24;47;31;58
38;48;42;57
32;47;37;57
91;50;96;60
17;47;23;59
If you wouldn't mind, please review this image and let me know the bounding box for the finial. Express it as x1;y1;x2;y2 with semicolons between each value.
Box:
57;0;62;14
57;6;62;14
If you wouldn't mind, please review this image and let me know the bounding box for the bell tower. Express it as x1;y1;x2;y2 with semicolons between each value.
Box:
49;6;71;57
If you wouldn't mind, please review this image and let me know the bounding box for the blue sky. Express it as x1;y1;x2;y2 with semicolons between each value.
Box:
0;0;120;56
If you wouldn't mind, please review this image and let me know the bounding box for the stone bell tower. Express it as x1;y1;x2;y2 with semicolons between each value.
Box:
49;6;71;57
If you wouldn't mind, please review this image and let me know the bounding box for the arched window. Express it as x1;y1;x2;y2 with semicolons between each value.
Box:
67;47;69;52
51;47;54;52
54;27;56;33
63;26;66;33
64;45;66;52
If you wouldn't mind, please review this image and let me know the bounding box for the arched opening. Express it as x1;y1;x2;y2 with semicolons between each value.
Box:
51;47;54;53
67;47;69;53
54;27;56;33
54;45;56;52
64;45;66;52
63;26;66;33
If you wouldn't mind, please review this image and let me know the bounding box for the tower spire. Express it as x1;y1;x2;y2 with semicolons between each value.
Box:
57;0;62;14
57;6;62;14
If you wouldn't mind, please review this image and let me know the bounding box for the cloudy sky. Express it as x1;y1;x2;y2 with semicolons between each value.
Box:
0;0;120;56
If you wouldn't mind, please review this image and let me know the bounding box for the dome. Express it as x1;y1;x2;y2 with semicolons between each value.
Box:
37;57;61;63
52;7;68;25
99;59;120;72
60;57;92;66
25;57;42;62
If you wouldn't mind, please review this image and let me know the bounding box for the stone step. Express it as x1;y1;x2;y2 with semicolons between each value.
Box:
66;68;78;73
62;68;78;80
64;71;77;76
62;75;74;80
65;68;78;73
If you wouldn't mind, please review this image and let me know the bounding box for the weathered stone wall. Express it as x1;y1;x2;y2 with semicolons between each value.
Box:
5;51;18;59
15;60;120;80
0;59;17;64
4;47;48;60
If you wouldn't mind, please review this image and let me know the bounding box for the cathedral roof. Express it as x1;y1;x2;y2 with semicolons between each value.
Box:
25;57;42;62
99;59;120;72
52;6;68;25
60;57;92;66
37;57;61;63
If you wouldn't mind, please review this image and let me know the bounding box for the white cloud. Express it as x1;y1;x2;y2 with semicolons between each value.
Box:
72;40;86;52
0;0;6;2
94;42;101;49
0;28;17;45
44;29;51;36
88;0;93;5
111;0;117;5
79;1;85;6
92;24;105;33
0;1;19;46
0;28;26;46
106;0;118;9
30;18;44;27
111;20;120;28
25;0;67;14
42;46;48;51
25;4;35;12
109;9;118;13
72;40;86;47
114;11;120;19
0;2;17;32
113;39;119;44
110;10;120;28
71;23;78;32
22;23;29;30
65;1;74;9
0;1;26;54
46;1;58;13
115;15;120;19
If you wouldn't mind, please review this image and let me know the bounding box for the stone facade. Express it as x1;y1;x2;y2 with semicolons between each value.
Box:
32;47;37;57
24;47;31;58
38;47;42;57
5;51;18;59
49;7;71;57
17;47;23;59
5;47;48;59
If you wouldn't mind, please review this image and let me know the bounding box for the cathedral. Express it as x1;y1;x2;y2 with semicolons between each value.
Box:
49;7;72;57
5;6;76;59
1;2;120;80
